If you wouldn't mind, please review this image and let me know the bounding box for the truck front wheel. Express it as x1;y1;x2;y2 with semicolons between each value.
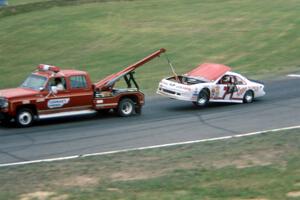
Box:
16;108;34;127
118;98;134;117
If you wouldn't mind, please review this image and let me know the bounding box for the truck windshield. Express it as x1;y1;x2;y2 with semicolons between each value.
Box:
21;74;47;90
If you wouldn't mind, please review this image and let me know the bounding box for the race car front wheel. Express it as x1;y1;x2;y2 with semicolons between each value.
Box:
118;98;134;117
243;90;254;103
193;90;209;107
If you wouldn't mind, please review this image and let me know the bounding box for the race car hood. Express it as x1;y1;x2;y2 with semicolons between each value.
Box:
185;63;231;82
0;88;39;99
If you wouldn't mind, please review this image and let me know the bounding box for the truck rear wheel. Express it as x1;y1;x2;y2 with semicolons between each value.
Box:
118;98;134;117
16;108;34;127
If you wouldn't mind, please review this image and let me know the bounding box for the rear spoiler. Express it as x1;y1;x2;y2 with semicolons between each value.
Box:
94;48;166;91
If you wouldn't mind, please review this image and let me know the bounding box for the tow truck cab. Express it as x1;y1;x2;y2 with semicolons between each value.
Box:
0;65;144;127
0;48;165;127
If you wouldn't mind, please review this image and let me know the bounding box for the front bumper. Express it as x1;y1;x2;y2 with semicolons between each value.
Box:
156;88;194;102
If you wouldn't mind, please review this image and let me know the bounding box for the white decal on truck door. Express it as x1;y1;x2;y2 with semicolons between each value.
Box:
47;98;70;109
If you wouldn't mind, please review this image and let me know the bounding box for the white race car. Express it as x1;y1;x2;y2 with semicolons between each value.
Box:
157;63;265;106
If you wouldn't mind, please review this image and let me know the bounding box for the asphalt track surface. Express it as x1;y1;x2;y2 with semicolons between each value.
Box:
0;77;300;165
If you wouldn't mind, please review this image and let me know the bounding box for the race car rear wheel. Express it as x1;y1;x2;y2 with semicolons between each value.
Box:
243;90;254;103
118;98;134;117
16;108;34;127
193;89;209;107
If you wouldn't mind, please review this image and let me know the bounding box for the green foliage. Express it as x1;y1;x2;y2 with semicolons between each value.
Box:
0;0;299;94
0;129;300;200
7;0;50;6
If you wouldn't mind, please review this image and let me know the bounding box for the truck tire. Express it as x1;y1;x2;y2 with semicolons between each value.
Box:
193;89;209;107
243;90;254;103
118;98;134;117
16;108;34;127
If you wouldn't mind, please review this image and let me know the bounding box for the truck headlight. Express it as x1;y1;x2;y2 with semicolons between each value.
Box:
0;98;8;109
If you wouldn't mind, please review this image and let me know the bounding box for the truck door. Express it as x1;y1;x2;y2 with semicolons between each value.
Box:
46;77;72;111
37;76;93;115
37;77;73;114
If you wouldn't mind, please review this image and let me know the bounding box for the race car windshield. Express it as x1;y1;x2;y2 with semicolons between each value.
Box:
21;74;47;90
182;76;206;84
167;76;206;84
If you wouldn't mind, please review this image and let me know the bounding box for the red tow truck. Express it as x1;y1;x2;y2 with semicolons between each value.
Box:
0;48;166;127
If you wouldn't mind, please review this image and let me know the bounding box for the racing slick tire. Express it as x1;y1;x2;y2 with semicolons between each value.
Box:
16;108;34;127
243;90;254;103
118;98;135;117
193;89;209;107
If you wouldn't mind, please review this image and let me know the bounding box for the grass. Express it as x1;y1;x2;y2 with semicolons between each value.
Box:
0;0;299;93
0;129;299;200
6;0;46;6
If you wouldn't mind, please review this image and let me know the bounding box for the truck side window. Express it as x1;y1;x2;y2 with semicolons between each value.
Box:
70;75;88;89
48;77;66;91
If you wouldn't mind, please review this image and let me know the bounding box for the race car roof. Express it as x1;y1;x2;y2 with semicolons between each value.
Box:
185;63;231;81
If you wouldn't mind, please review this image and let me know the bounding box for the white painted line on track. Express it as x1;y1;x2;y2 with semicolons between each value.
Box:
1;125;300;168
287;74;300;78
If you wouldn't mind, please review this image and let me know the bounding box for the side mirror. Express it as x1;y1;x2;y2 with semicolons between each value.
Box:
51;86;58;94
39;87;45;91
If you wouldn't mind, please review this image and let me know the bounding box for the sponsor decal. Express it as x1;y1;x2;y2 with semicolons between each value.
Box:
176;85;191;91
211;86;220;97
193;89;199;96
236;87;247;96
47;98;70;109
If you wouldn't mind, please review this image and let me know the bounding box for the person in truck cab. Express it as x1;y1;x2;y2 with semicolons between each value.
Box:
55;78;65;91
47;77;65;92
